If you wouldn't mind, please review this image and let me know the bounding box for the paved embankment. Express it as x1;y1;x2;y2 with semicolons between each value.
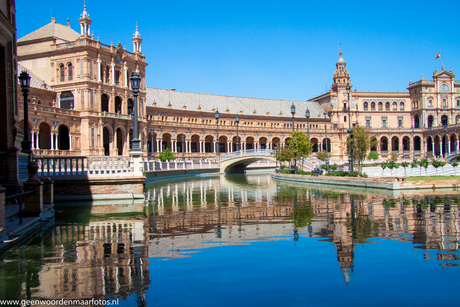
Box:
272;173;460;191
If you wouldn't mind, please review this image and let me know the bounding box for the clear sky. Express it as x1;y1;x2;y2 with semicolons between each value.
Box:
15;0;460;101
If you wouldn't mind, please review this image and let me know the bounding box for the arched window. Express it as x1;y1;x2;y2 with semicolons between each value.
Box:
392;102;397;110
378;102;383;111
371;102;376;110
67;63;73;81
59;64;65;81
363;102;368;110
105;66;110;83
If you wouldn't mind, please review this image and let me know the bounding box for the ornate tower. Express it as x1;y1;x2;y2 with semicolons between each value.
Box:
132;23;143;53
78;2;92;37
331;46;351;91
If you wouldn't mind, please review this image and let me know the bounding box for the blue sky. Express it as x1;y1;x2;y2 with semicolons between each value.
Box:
16;0;460;101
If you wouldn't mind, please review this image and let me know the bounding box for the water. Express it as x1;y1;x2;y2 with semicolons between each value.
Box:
1;172;459;306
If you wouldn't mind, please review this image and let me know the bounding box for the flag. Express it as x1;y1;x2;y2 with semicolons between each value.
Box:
434;52;441;60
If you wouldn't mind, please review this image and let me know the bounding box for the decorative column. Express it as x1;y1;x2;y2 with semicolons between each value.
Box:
124;66;128;87
156;139;160;152
69;134;72;150
97;59;102;82
199;141;203;153
36;131;40;149
31;131;35;149
51;132;55;150
111;63;115;85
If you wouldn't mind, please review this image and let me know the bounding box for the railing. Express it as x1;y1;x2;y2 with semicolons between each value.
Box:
220;149;274;162
34;149;82;157
35;156;134;177
143;160;218;171
101;111;133;120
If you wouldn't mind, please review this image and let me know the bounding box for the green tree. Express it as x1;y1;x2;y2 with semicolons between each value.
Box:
316;150;327;162
381;161;388;176
411;159;418;176
387;160;399;177
401;162;410;177
419;158;429;176
345;125;378;174
431;159;441;175
452;160;459;175
367;151;379;160
288;131;313;172
158;148;175;162
275;145;294;167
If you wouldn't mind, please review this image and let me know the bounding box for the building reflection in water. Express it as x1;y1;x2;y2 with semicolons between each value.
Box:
1;173;460;303
0;201;150;305
146;174;460;284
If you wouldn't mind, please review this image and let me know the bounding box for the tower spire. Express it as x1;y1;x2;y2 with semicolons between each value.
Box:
79;1;92;37
132;22;143;53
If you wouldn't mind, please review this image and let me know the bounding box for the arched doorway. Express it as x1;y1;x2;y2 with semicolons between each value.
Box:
426;137;433;155
441;115;448;126
116;128;123;155
272;137;281;150
103;127;110;156
322;138;331;152
391;136;399;153
58;125;70;150
380;137;388;153
219;135;228;153
259;137;268;149
450;134;457;153
311;138;319;152
414;114;420;128
191;134;199;153
434;135;441;156
414;136;421;152
115;96;122;114
101;94;109;112
39;122;51;149
427;115;434;128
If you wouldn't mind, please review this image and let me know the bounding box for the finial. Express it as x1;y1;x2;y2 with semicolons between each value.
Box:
66;18;70;27
339;44;342;57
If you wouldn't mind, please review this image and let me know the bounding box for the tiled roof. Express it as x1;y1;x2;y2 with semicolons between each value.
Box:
146;88;326;119
18;19;79;43
18;64;50;90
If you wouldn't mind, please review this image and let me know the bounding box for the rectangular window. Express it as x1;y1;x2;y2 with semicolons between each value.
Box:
344;116;347;123
366;119;371;128
80;89;85;109
115;70;120;85
382;117;387;128
457;99;460;106
91;128;95;148
398;119;403;128
429;99;433;107
90;89;94;109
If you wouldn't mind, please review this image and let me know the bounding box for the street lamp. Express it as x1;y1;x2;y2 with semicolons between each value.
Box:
305;108;310;137
150;127;154;160
291;103;296;173
324;111;329;172
215;110;220;158
181;134;185;162
346;83;354;172
444;125;448;159
130;72;141;152
19;70;32;160
235;114;240;151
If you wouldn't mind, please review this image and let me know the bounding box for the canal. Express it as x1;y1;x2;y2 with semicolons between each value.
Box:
0;172;459;306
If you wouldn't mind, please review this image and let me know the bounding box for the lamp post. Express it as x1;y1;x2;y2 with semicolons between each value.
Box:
305;108;310;137
181;134;185;163
215;110;220;158
324;111;329;172
150;127;154;160
346;83;354;172
235;114;240;151
444;125;448;159
130;72;141;152
19;71;32;161
291;103;296;173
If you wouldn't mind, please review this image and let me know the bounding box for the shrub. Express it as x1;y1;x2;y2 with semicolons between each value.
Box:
330;164;338;171
367;151;379;160
361;172;368;178
348;171;359;177
320;164;327;170
281;168;292;174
